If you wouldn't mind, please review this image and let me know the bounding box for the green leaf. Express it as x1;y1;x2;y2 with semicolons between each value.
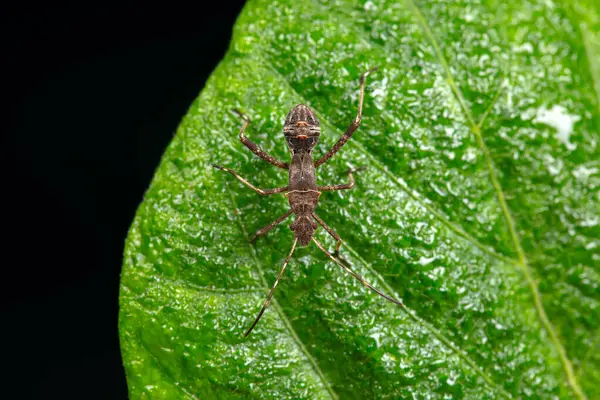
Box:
119;0;600;398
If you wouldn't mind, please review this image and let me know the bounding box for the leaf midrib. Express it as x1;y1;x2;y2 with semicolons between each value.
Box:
245;0;586;395
309;0;589;395
404;1;586;398
577;10;600;114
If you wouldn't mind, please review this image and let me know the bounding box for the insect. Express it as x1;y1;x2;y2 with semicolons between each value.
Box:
213;68;404;336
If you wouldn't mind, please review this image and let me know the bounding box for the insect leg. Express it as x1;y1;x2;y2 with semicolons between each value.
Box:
233;109;289;170
245;238;298;337
250;209;294;243
312;213;343;256
312;237;404;308
316;166;366;192
314;68;378;168
212;164;288;195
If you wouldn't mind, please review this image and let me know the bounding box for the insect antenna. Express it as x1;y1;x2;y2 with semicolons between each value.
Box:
311;238;405;308
245;238;299;337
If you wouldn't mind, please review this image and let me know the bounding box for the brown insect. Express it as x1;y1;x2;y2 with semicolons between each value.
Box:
213;68;404;336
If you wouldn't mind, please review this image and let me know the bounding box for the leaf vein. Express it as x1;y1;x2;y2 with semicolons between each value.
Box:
404;0;476;127
580;21;600;114
311;0;512;263
138;338;201;400
257;55;514;266
341;243;513;399
224;184;339;400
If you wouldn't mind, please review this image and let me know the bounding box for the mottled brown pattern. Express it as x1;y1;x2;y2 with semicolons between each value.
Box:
213;69;401;336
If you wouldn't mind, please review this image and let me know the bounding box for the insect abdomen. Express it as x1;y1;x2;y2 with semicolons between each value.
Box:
287;191;319;216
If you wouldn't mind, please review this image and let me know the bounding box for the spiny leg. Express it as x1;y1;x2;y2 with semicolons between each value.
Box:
312;237;404;308
317;166;366;192
233;109;289;170
314;68;378;168
245;238;299;337
212;164;288;195
250;209;293;243
312;213;343;256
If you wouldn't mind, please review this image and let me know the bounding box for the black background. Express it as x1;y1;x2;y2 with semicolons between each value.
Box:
2;1;247;398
